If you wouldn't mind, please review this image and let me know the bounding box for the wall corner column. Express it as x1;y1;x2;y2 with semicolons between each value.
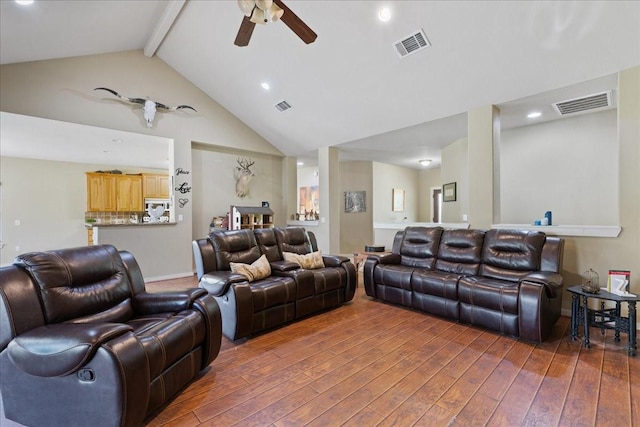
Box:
318;146;340;253
467;105;500;228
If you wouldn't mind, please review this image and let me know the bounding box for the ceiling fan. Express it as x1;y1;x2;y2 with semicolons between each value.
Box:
234;0;317;47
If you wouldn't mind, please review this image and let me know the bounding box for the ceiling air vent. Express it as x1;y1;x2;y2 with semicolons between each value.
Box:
275;100;292;112
552;91;613;116
394;29;430;58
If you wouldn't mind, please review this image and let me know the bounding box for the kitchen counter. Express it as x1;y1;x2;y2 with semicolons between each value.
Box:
85;222;177;228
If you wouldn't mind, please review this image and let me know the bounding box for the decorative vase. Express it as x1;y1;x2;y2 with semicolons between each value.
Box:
581;268;600;293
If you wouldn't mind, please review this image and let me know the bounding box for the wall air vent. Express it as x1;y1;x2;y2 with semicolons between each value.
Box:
394;29;430;58
552;91;614;116
275;100;292;112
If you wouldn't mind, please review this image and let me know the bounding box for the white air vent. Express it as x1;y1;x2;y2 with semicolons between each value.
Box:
552;91;613;116
275;100;292;112
394;29;430;58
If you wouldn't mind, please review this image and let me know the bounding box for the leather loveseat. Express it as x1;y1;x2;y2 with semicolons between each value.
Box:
0;244;222;427
192;227;356;341
364;227;564;342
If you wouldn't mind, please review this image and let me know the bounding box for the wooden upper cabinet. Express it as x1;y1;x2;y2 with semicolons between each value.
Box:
86;173;117;212
86;173;143;212
142;174;170;199
116;175;143;212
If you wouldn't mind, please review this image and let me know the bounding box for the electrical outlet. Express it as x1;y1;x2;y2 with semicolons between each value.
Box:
14;219;21;226
15;246;20;252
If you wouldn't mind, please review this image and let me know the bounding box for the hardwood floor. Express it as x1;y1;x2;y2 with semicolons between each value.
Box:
144;276;640;427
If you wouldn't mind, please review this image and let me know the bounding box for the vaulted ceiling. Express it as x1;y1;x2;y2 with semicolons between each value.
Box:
1;1;638;169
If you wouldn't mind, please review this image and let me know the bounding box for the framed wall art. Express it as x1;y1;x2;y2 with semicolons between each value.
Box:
443;182;457;202
344;191;366;213
392;188;405;212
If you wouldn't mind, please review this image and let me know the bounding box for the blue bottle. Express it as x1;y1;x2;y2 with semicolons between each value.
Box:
545;211;552;226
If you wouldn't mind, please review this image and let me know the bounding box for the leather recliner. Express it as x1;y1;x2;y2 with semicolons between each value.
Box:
0;244;222;427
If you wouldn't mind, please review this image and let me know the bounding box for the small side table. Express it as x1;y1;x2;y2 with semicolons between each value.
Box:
567;285;638;356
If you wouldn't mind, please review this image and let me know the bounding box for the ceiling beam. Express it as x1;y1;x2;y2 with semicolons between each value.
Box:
144;0;186;58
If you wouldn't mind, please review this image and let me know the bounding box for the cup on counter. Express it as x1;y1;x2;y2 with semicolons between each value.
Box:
534;220;541;226
541;217;549;226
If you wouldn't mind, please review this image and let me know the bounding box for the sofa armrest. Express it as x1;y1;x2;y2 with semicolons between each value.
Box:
521;271;564;298
376;253;401;265
322;254;349;267
134;288;208;314
270;260;301;272
7;322;133;377
199;271;247;296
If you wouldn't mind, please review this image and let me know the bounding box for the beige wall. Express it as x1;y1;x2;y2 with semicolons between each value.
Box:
340;161;374;253
0;50;282;279
418;167;442;222
440;137;468;223
191;145;285;241
372;162;420;223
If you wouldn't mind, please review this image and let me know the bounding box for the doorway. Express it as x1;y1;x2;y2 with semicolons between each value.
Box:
431;186;442;223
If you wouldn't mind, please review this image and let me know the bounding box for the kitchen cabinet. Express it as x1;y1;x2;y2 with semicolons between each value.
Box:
86;173;143;212
142;174;170;199
86;173;117;212
116;175;143;211
229;206;274;230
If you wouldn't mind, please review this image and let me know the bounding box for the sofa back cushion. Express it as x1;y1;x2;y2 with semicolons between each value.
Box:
209;229;261;271
435;229;486;275
398;227;443;269
274;227;313;255
13;245;133;324
479;229;546;282
254;228;282;262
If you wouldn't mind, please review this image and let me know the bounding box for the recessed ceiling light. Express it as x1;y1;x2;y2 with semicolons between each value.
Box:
377;7;391;22
527;111;542;119
261;82;270;90
15;0;34;5
419;159;432;167
297;161;304;166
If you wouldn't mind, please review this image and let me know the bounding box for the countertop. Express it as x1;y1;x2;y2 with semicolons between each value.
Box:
85;222;177;228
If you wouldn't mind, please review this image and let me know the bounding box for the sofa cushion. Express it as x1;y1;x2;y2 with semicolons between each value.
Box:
479;229;546;282
274;227;313;254
230;254;271;282
209;229;262;270
253;228;282;262
283;251;324;269
13;245;133;324
398;227;443;269
434;229;485;275
457;276;520;314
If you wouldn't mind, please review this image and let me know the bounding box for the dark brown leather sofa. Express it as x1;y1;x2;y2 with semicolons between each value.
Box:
0;244;222;427
192;227;356;341
364;227;564;342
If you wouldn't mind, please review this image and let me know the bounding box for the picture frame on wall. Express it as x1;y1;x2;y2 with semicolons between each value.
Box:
443;182;457;202
392;188;405;212
344;191;366;213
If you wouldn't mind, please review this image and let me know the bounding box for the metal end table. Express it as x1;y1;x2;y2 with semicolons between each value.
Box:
567;285;638;356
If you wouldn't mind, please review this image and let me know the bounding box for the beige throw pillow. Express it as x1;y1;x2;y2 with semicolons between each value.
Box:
230;254;271;282
283;251;324;269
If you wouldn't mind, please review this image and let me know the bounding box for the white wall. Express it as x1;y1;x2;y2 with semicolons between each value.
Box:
418;167;442;222
500;109;618;225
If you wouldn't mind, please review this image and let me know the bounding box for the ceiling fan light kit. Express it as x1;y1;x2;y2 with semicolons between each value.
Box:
234;0;317;47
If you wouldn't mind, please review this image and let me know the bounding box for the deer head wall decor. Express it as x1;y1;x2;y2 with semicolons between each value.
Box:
234;158;255;198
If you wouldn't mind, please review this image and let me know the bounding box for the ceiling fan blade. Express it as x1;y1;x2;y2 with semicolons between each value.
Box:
234;16;256;46
274;0;317;44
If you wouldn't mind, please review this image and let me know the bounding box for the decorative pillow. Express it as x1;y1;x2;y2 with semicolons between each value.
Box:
229;254;271;282
283;251;324;269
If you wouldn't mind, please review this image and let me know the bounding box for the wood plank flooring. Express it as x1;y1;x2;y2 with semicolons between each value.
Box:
143;276;640;427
